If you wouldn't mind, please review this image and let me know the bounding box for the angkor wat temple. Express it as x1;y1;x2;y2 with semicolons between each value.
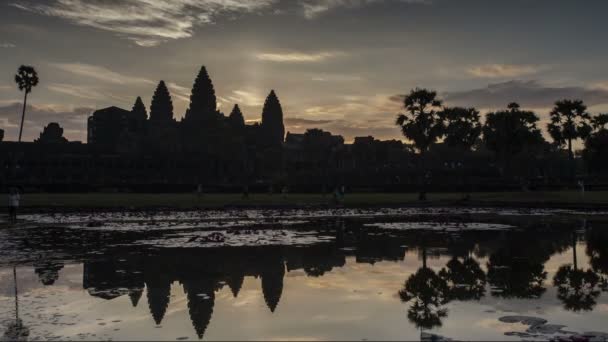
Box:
1;65;576;192
0;66;420;192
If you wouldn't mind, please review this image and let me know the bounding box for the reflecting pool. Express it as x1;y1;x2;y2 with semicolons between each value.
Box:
1;208;607;341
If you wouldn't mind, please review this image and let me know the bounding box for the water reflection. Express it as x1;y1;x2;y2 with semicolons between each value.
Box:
1;218;608;340
553;231;603;312
399;246;450;330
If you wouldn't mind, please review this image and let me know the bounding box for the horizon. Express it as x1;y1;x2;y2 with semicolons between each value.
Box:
1;0;608;143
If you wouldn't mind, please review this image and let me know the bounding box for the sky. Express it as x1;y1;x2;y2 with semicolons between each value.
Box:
1;0;608;142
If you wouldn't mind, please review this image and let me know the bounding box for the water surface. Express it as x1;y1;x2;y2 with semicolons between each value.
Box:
1;208;607;341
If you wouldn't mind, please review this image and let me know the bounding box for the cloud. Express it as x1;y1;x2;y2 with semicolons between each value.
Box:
467;64;542;78
0;43;16;48
47;83;132;103
311;74;363;82
301;0;429;19
442;80;608;109
291;94;402;141
285;117;334;126
13;0;276;46
166;82;191;102
0;102;93;141
255;51;343;63
227;90;264;107
50;62;154;85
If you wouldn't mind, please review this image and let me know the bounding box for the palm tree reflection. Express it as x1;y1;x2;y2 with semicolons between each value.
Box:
439;256;486;301
2;267;29;341
553;231;602;312
399;246;450;330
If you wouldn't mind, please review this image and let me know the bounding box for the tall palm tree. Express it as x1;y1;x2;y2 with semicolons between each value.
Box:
547;99;592;180
395;88;445;200
14;65;39;142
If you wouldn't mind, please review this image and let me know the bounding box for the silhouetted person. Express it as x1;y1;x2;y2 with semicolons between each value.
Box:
8;187;20;224
242;185;249;199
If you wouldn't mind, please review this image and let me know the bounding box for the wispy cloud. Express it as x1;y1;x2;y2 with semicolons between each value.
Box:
467;64;541;78
301;0;430;19
228;90;264;107
311;74;362;82
256;51;343;63
166;82;191;102
0;43;16;48
50;62;154;85
442;80;608;109
13;0;276;47
47;83;131;102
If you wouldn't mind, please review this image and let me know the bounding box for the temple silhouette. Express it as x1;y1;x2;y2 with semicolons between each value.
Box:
14;221;608;339
0;65;424;192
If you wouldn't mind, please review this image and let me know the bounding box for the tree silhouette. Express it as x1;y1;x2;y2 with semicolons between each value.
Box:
399;246;450;330
583;114;608;174
229;104;245;128
14;65;39;142
395;88;445;200
34;260;64;285
591;113;608;131
150;81;174;122
35;122;68;144
483;103;544;176
547;100;592;179
553;232;601;312
185;66;218;122
438;257;486;301
487;249;547;299
396;88;445;153
261;90;285;146
442;107;482;150
586;227;608;279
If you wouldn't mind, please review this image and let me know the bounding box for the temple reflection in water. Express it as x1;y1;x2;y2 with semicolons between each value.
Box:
17;222;608;339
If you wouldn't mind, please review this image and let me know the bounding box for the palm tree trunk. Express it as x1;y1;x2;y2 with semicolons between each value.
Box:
572;232;578;270
419;151;427;201
422;246;427;269
13;267;19;322
18;92;28;142
568;138;574;181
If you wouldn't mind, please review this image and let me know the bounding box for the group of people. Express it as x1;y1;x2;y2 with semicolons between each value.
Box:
7;187;20;224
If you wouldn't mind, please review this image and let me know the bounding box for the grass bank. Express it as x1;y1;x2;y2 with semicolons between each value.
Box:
8;191;608;212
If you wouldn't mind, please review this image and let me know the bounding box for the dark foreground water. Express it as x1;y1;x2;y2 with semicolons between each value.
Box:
0;208;607;341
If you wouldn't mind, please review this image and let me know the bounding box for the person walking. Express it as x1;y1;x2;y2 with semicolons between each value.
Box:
8;187;20;224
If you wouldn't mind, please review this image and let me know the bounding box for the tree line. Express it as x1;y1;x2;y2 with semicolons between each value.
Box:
396;88;608;198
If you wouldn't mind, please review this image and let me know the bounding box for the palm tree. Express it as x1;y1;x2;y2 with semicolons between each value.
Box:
547;100;592;180
395;88;445;200
483;103;544;177
14;65;39;142
442;107;482;150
